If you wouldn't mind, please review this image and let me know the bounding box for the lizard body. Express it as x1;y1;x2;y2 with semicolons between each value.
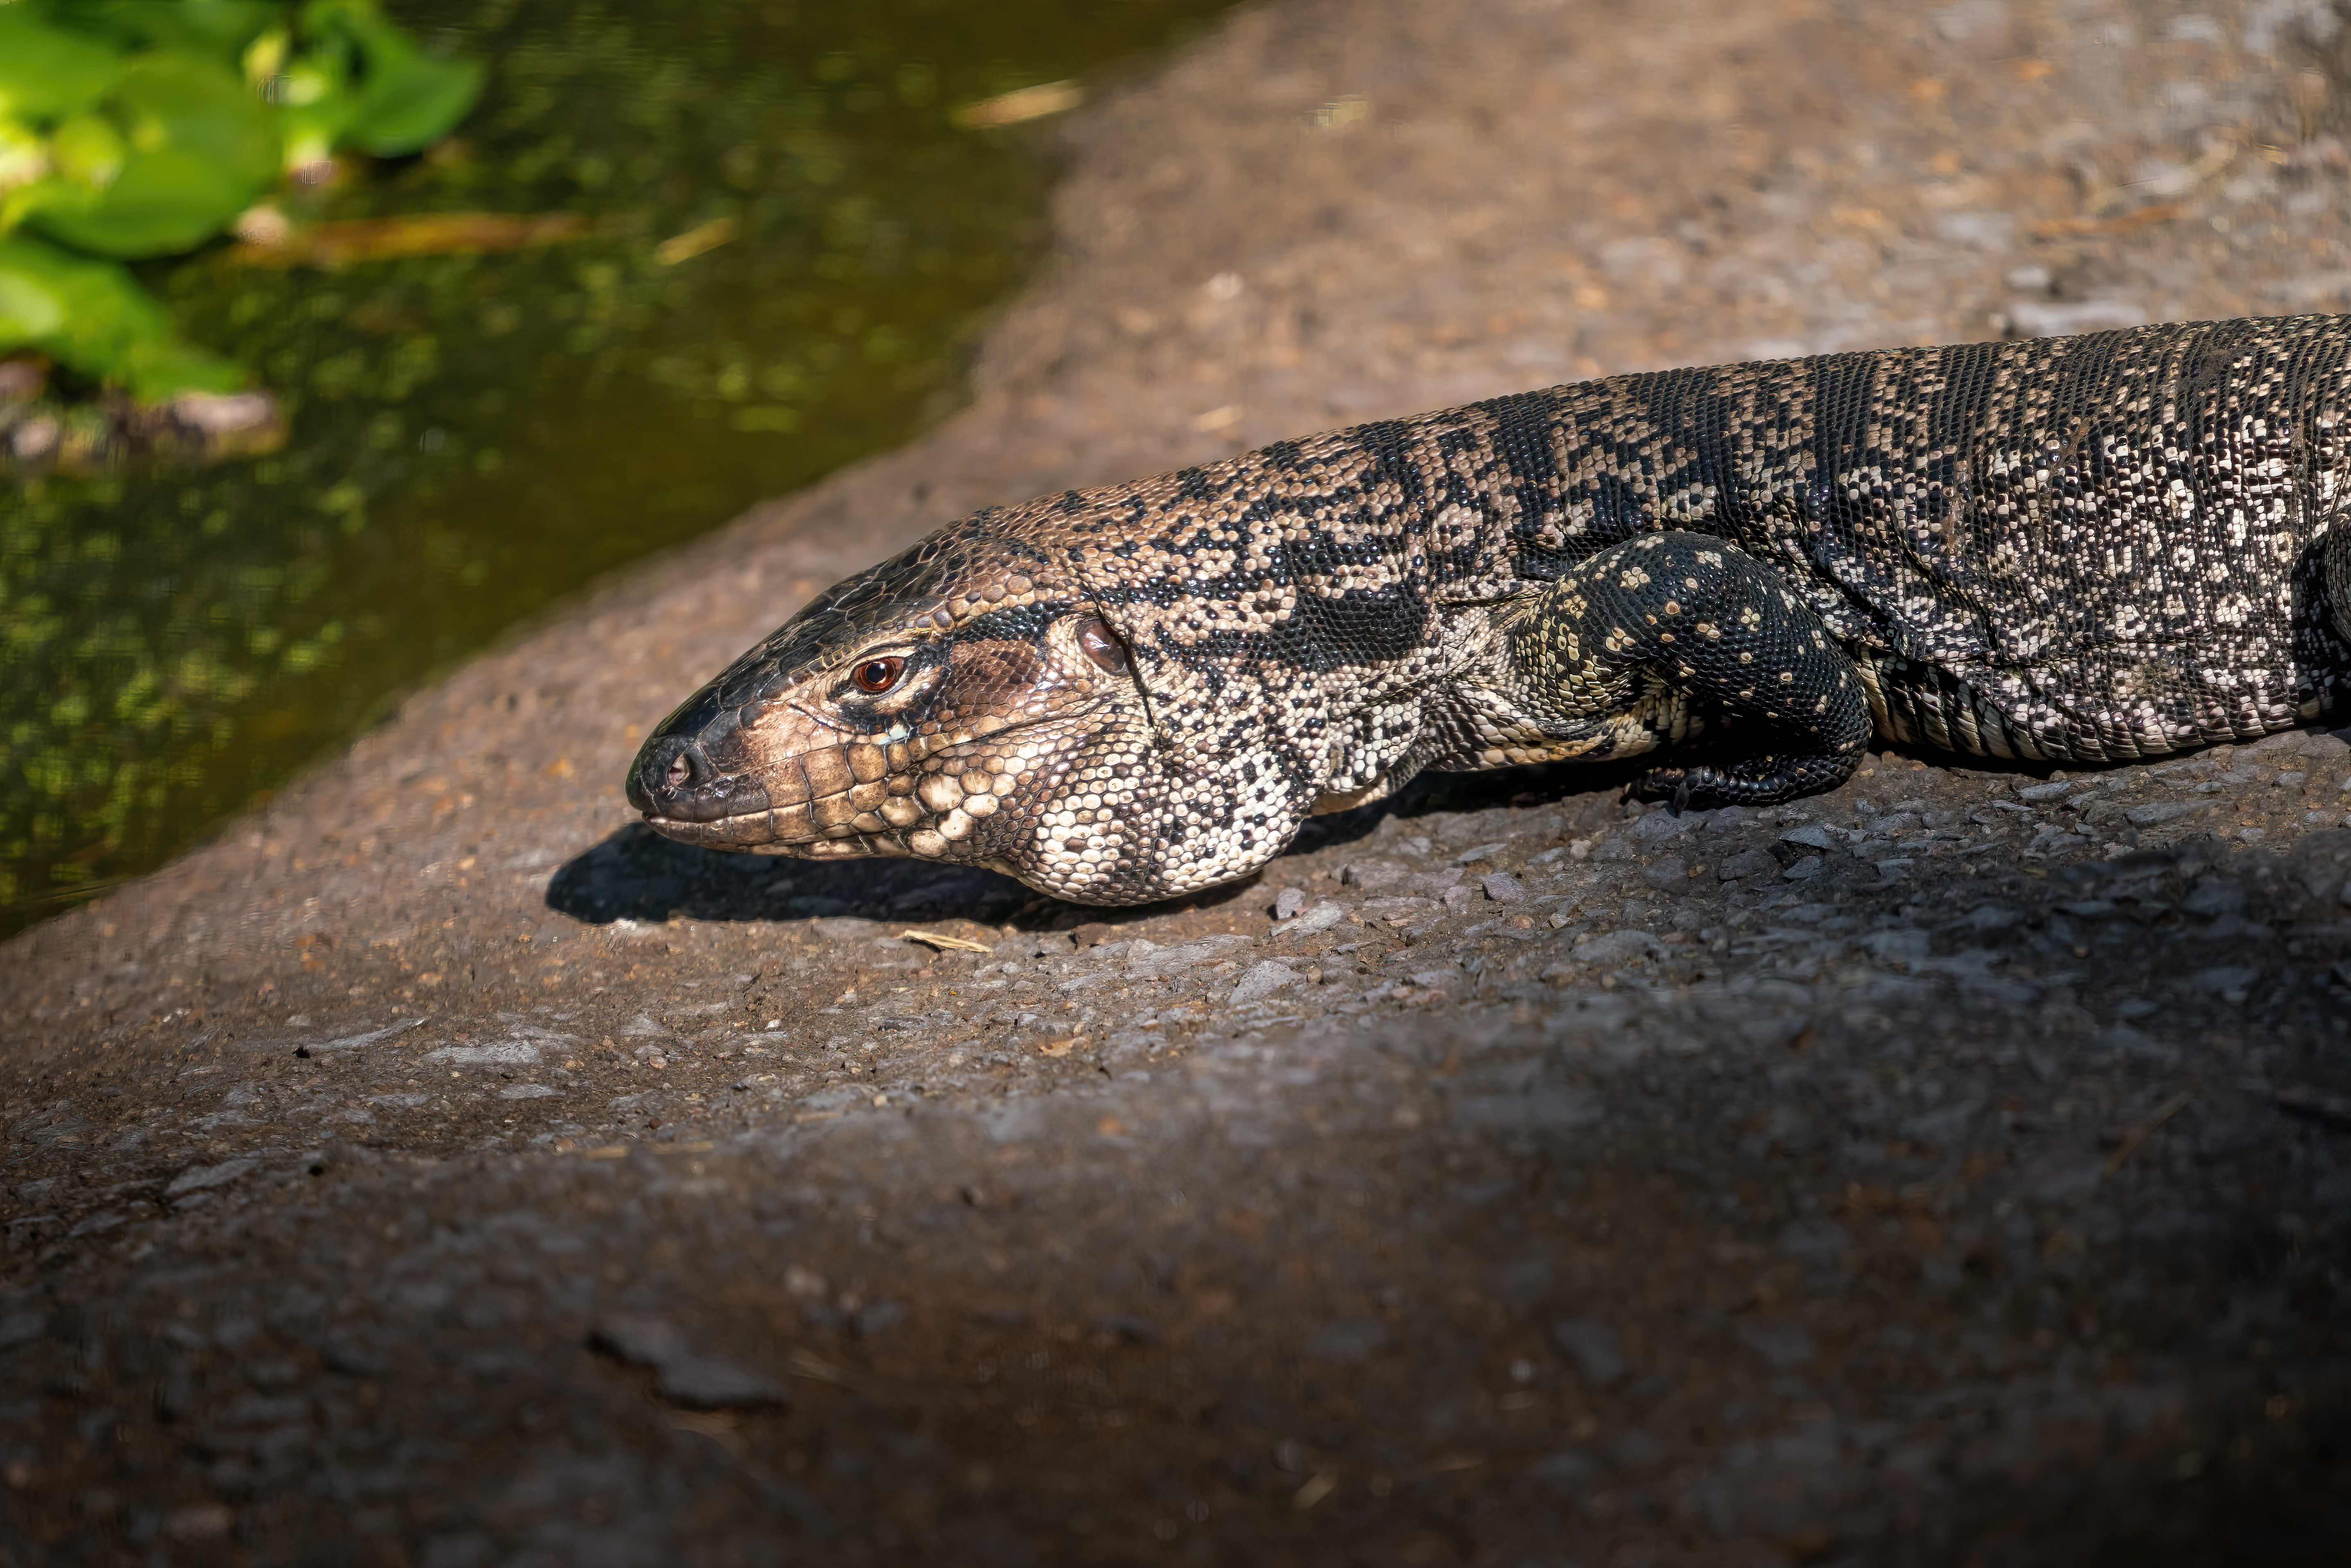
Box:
627;314;2351;904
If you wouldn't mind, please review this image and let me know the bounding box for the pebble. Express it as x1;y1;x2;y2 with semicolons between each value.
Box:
1569;930;1664;965
427;1041;542;1066
1482;872;1525;902
1548;1319;1630;1387
1734;1320;1818;1370
1632;813;1699;844
0;1309;45;1350
1301;1317;1390;1362
2126;800;2212;826
1128;934;1253;980
1717;848;1778;881
1277;901;1350;935
1774;1219;1852;1263
1229;960;1304;1005
1273;887;1311;920
592;1314;787;1410
165;1159;256;1199
810;917;886;942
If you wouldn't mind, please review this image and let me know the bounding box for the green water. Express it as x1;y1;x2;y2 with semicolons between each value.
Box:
0;0;1232;937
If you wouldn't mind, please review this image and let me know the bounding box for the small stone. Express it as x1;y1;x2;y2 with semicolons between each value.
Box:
1738;1015;1808;1051
657;1356;788;1410
1440;883;1478;913
2244;729;2315;757
811;916;886;941
1778;822;1838;850
1548;1319;1629;1387
0;1309;45;1350
1780;856;1824;881
1735;1320;1818;1370
1482;872;1525;902
2179;877;2245;917
1230;960;1304;1005
1280;901;1350;935
164;1503;236;1541
1569;930;1663;965
592;1313;786;1410
1341;859;1407;891
593;1313;687;1365
2125;800;2210;827
166;1159;256;1199
2188;964;2260;995
1273;887;1311;920
854;1299;907;1336
1638;857;1688;890
2019;1149;2102;1205
1631;812;1698;844
1774;1218;1853;1263
1302;1317;1390;1362
2016;780;2076;802
1717;847;1778;881
1454;841;1511;864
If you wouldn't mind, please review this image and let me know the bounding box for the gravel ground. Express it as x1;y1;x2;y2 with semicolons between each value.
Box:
7;1;2351;1561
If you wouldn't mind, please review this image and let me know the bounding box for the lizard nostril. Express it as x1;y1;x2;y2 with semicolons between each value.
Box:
660;741;712;792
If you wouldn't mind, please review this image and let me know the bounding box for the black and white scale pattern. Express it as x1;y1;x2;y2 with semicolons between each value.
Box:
631;314;2351;904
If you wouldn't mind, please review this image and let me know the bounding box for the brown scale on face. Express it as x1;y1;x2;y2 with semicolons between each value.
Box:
628;543;1176;902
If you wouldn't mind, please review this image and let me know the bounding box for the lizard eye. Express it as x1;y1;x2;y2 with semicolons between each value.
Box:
1076;618;1129;675
850;656;906;694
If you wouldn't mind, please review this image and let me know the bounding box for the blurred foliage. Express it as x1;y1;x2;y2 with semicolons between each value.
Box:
0;0;484;398
0;0;1235;935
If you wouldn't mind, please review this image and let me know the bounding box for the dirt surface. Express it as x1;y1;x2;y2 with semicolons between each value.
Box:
8;0;2351;1561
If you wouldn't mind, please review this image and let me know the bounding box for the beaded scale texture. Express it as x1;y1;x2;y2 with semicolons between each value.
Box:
628;314;2351;905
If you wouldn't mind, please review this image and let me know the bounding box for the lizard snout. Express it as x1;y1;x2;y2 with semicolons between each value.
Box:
626;727;770;824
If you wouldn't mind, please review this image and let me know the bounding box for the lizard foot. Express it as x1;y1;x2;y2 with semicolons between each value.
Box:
1635;749;1861;809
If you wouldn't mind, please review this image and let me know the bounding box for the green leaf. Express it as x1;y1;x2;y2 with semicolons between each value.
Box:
301;0;483;156
28;54;279;256
45;1;281;57
0;119;47;195
0;233;242;399
0;9;124;121
0;175;102;240
49;113;127;189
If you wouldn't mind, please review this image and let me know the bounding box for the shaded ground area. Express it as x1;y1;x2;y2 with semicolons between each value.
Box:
7;1;2351;1561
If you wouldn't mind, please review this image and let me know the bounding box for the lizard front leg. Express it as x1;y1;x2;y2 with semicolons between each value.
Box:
1497;530;1873;808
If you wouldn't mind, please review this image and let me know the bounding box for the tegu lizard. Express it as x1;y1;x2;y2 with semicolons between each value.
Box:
626;314;2351;905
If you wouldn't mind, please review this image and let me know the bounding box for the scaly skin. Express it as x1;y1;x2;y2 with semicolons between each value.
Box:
627;314;2351;906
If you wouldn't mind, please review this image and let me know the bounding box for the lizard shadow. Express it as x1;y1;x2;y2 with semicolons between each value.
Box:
542;822;1261;933
543;822;1033;929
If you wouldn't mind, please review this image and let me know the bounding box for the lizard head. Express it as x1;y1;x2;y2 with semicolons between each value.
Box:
625;520;1172;903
